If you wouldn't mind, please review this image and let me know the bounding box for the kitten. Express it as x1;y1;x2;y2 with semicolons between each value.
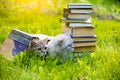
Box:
47;34;74;61
28;37;48;56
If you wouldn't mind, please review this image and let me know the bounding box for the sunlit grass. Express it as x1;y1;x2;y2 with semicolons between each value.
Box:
0;0;120;80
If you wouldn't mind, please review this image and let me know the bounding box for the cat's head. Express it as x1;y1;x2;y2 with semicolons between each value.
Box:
57;34;74;52
28;37;48;56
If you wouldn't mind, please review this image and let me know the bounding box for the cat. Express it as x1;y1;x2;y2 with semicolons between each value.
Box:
28;34;74;61
47;34;74;61
27;37;48;56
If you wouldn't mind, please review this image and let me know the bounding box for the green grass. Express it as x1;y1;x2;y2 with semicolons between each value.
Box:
0;0;120;80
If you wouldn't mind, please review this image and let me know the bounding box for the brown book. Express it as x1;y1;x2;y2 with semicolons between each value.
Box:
74;45;96;52
73;41;96;47
72;36;96;41
71;27;94;36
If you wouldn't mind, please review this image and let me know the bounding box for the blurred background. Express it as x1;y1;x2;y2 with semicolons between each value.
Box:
0;0;120;43
0;0;120;19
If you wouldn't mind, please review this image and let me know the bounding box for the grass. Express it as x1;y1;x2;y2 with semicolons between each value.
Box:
0;0;120;80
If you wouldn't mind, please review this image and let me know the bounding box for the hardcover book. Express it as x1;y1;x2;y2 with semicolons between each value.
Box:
60;18;90;22
64;13;91;19
68;3;92;9
71;27;94;36
73;41;96;47
64;8;93;14
72;36;96;41
68;22;93;27
74;45;96;52
69;8;93;14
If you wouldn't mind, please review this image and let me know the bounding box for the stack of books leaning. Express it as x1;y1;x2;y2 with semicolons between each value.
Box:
60;3;96;53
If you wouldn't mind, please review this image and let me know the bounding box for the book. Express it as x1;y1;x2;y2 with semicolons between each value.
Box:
8;29;32;45
72;36;96;41
64;8;93;14
74;45;96;52
70;8;93;14
60;18;89;22
74;39;96;42
63;13;91;19
71;27;94;36
67;22;93;27
62;24;94;36
73;41;96;47
68;3;92;9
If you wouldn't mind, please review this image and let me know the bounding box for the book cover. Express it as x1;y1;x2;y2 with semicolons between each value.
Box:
8;29;32;45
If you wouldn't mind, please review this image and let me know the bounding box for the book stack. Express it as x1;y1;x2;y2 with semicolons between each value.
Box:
60;3;96;53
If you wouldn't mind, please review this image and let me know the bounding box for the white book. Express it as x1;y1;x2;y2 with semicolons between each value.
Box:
68;3;92;9
69;23;93;28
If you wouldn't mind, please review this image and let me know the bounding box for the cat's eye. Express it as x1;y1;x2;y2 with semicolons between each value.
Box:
45;47;47;49
68;44;72;46
38;48;41;50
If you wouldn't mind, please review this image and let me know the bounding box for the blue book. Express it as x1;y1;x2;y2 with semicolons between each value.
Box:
68;3;92;9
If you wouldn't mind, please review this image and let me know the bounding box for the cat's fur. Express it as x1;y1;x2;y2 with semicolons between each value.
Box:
28;34;74;61
47;34;74;60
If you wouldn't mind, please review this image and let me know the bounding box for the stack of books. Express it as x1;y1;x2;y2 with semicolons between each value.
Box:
60;3;96;53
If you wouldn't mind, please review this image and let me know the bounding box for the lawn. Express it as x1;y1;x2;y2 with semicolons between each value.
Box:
0;0;120;80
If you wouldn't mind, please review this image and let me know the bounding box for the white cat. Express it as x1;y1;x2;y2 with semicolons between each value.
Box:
47;34;74;61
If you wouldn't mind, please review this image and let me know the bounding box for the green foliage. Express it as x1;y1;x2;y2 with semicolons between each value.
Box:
0;0;120;80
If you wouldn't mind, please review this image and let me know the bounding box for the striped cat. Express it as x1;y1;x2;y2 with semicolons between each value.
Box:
28;37;48;56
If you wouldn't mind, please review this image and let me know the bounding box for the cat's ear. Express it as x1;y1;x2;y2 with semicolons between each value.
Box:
32;37;39;40
58;39;64;46
42;38;51;44
28;40;36;48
